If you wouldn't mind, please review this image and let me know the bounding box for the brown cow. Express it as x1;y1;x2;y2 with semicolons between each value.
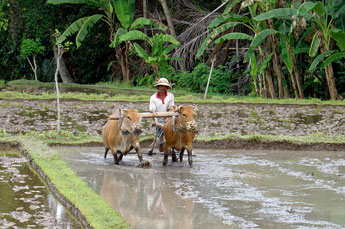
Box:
162;105;198;167
102;109;145;165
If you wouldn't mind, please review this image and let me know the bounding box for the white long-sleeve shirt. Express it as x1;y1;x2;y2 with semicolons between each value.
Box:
149;91;174;124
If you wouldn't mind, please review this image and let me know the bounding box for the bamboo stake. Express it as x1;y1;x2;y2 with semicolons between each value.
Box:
204;57;215;99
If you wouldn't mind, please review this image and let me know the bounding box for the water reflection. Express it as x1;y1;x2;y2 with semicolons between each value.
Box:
0;150;81;228
58;147;345;228
100;168;196;229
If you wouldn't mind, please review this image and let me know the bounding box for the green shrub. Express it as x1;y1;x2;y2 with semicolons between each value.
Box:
173;63;233;95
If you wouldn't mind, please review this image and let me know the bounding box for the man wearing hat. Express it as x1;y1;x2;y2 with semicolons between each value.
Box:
148;78;175;155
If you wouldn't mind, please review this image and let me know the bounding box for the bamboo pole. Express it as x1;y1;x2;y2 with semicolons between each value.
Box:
109;112;178;120
204;57;215;100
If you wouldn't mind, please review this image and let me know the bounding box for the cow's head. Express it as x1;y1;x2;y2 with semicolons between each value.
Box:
119;109;142;135
176;106;198;133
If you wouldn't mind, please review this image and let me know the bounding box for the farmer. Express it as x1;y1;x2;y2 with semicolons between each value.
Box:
148;77;175;155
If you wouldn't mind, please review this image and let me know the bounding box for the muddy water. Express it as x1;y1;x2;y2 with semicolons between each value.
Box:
57;147;345;228
0;150;81;228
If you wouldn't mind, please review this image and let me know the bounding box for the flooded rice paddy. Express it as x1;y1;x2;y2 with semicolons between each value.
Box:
57;146;345;228
0;150;81;228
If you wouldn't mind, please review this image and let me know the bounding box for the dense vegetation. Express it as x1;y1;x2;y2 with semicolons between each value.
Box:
1;0;344;100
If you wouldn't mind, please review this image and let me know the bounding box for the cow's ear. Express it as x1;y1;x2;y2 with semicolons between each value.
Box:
192;105;197;111
177;106;182;113
119;109;126;117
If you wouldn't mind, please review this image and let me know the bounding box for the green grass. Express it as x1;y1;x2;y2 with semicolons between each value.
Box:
196;132;345;144
0;136;129;228
2;79;345;106
3;129;343;146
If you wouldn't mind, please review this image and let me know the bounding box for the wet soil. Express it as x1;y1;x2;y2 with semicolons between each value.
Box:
0;150;81;228
57;146;345;228
1;99;344;140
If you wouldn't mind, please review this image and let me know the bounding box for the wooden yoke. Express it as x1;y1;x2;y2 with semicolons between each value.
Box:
109;112;178;120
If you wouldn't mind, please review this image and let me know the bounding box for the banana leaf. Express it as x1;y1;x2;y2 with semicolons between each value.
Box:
47;0;104;8
196;22;241;58
319;52;345;69
208;13;249;30
214;32;253;44
109;28;126;48
259;52;273;74
162;44;177;55
130;17;167;31
76;15;103;48
59;14;103;47
309;32;321;57
280;37;293;73
313;1;325;15
254;8;298;21
244;48;255;63
250;54;258;77
114;0;135;30
309;50;335;71
118;30;149;44
250;29;279;49
297;2;316;16
133;42;149;60
330;28;345;51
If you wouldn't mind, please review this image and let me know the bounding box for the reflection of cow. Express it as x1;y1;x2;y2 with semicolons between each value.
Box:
162;106;198;167
102;109;143;165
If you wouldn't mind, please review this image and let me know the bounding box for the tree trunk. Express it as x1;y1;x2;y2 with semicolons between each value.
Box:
265;67;276;99
53;46;73;83
115;45;130;82
159;0;186;72
320;47;338;100
259;47;276;99
287;43;304;99
143;0;147;18
324;64;338;100
289;71;299;98
268;19;284;99
160;0;177;38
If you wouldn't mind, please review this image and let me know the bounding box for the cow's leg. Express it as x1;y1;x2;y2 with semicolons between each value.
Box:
171;149;178;162
104;147;109;159
118;153;123;161
186;147;193;168
179;148;185;162
163;145;169;166
110;148;120;165
135;146;143;162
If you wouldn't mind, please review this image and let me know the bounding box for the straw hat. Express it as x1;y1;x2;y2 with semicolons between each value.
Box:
154;78;172;89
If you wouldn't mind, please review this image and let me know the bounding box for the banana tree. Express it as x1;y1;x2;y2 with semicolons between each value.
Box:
254;4;312;99
47;0;147;82
131;33;181;78
306;0;345;99
197;0;281;98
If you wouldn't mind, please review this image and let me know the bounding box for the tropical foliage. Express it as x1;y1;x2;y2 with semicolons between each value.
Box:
0;0;344;100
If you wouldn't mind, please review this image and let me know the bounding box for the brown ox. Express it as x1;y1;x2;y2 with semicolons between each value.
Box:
102;109;143;165
162;105;198;167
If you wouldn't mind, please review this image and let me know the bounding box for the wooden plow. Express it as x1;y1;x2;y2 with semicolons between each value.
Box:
109;111;178;120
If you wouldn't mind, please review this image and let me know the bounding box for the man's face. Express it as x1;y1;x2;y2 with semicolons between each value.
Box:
158;85;169;93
